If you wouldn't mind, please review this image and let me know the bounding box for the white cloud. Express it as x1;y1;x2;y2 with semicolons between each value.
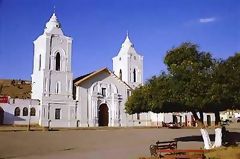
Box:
199;17;216;23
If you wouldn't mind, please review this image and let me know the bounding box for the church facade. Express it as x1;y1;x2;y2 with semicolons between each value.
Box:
73;68;132;127
0;13;216;128
30;13;147;128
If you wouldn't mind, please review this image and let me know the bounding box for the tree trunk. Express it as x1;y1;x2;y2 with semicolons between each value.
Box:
192;111;223;149
213;111;222;148
212;128;222;148
199;111;204;124
200;128;213;149
192;111;204;128
192;111;212;149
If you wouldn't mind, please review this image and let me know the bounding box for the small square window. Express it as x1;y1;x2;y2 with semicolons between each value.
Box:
55;108;61;120
102;88;106;97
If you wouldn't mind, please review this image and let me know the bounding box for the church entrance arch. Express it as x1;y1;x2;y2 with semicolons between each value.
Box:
98;104;109;126
0;107;4;125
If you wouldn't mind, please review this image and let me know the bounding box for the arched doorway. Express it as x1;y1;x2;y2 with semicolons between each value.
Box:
77;120;80;127
98;104;109;126
0;107;4;125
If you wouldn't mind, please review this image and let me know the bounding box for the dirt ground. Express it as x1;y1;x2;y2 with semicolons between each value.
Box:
0;127;239;159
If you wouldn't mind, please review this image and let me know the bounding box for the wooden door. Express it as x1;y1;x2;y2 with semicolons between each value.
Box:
98;104;109;126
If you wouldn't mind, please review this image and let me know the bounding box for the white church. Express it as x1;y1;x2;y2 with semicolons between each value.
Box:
0;13;215;128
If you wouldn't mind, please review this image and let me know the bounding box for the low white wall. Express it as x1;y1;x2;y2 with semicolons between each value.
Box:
0;98;40;125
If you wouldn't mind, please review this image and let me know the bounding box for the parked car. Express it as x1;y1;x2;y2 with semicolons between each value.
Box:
166;122;182;129
237;117;240;123
220;120;230;126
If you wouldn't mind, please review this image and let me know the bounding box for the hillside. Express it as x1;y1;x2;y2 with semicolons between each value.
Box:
0;79;31;99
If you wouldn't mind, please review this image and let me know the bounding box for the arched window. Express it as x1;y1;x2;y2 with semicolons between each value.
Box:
44;78;48;92
56;81;61;94
39;54;41;71
56;52;60;71
23;107;28;116
133;69;136;82
14;107;20;116
49;57;51;69
30;107;36;116
119;69;122;80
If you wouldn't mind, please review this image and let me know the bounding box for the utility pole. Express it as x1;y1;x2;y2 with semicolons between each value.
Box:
27;99;32;131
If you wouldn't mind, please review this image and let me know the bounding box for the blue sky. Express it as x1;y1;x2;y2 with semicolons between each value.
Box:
0;0;239;81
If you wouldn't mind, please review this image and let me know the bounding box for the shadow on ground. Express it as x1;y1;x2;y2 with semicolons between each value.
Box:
175;131;240;147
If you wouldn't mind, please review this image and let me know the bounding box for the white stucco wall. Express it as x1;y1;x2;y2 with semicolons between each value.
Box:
0;98;40;125
75;70;131;127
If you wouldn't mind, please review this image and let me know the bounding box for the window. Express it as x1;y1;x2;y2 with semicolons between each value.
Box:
14;107;20;116
55;108;61;120
43;108;45;118
23;107;28;116
56;81;61;94
49;57;51;69
119;69;122;80
133;69;136;82
30;107;36;116
39;54;41;71
127;90;131;98
56;52;60;71
102;88;106;97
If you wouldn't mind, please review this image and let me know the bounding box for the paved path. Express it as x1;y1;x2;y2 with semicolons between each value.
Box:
0;127;239;159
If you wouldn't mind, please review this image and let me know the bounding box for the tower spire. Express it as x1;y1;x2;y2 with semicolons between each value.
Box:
53;5;56;14
122;31;133;47
44;8;63;34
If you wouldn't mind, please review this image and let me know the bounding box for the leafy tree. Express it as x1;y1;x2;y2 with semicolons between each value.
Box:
126;42;218;124
164;42;218;126
125;85;150;114
125;42;237;149
210;53;240;111
225;53;240;110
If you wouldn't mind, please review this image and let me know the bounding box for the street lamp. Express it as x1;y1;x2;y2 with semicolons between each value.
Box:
28;99;32;131
28;81;35;131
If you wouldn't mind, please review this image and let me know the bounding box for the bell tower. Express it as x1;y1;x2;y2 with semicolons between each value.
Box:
112;33;143;89
31;13;76;127
31;13;73;100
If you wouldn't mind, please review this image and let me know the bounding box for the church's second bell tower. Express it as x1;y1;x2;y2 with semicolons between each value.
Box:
112;33;143;89
31;13;76;127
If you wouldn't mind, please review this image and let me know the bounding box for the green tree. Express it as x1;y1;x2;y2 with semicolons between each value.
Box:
210;53;240;112
164;42;218;126
125;85;150;114
125;42;232;149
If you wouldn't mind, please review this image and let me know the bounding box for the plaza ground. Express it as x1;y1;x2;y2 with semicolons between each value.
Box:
0;125;239;159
